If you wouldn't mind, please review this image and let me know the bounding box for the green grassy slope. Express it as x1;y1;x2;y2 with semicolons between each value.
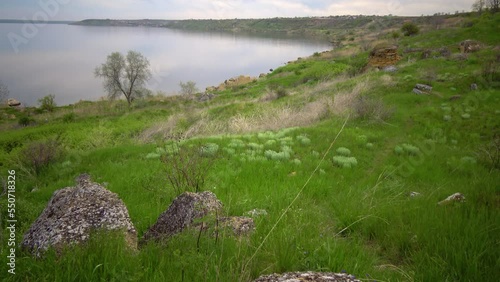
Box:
1;12;499;282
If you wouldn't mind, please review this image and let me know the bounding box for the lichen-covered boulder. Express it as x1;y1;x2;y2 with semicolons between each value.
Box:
253;271;361;282
219;216;255;236
21;174;137;256
141;191;223;244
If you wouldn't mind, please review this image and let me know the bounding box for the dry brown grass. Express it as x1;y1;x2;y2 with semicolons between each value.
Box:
138;96;336;142
331;79;369;115
227;98;333;133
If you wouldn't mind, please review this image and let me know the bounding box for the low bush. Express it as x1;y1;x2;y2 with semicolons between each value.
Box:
336;147;351;156
62;112;76;123
18;115;35;127
276;87;289;99
38;94;57;112
161;143;217;194
18;139;63;176
332;156;358;168
401;22;420;36
353;96;394;121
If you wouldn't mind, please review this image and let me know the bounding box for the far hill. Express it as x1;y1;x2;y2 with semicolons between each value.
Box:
0;19;75;24
71;15;451;41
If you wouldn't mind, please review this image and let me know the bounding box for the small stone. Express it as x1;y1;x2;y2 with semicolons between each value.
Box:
382;65;397;72
246;209;268;217
470;83;478;90
415;83;433;92
438;192;465;205
410;192;421;197
412;88;425;95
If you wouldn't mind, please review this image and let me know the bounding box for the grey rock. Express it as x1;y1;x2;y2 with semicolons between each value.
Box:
412;88;425;95
198;93;215;102
382;65;397;72
141;191;223;244
21;174;137;256
409;191;421;197
253;271;360;282
219;216;255;236
205;86;216;92
415;84;433;92
470;83;478;90
7;98;21;107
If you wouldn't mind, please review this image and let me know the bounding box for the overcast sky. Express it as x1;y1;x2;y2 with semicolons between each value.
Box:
0;0;473;21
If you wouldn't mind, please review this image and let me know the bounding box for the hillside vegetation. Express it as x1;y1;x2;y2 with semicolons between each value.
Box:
1;12;499;281
73;14;459;42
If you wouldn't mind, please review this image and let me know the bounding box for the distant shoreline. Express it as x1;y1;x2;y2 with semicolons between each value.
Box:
0;19;75;24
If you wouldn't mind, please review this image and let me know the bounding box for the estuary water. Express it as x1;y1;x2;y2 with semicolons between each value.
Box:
0;23;331;106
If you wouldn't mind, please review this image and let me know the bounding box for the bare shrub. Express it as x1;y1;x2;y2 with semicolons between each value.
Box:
275;87;289;99
332;80;369;115
259;86;289;102
476;137;500;172
0;81;9;104
481;60;500;88
353;95;395;121
18;139;63;176
161;143;217;194
179;81;199;96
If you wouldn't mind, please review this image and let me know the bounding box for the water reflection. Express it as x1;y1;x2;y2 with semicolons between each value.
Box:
0;24;331;106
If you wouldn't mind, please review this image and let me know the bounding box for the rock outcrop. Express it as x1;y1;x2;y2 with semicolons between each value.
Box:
412;83;433;95
459;40;481;53
368;44;401;68
7;98;21;107
253;271;360;282
141;191;223;244
217;75;256;91
21;174;137;256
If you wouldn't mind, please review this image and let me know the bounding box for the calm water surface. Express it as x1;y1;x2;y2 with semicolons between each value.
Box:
0;23;331;106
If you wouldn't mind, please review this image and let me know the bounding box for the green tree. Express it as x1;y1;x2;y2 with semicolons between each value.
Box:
94;50;152;106
38;94;56;112
179;81;199;96
401;22;420;36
